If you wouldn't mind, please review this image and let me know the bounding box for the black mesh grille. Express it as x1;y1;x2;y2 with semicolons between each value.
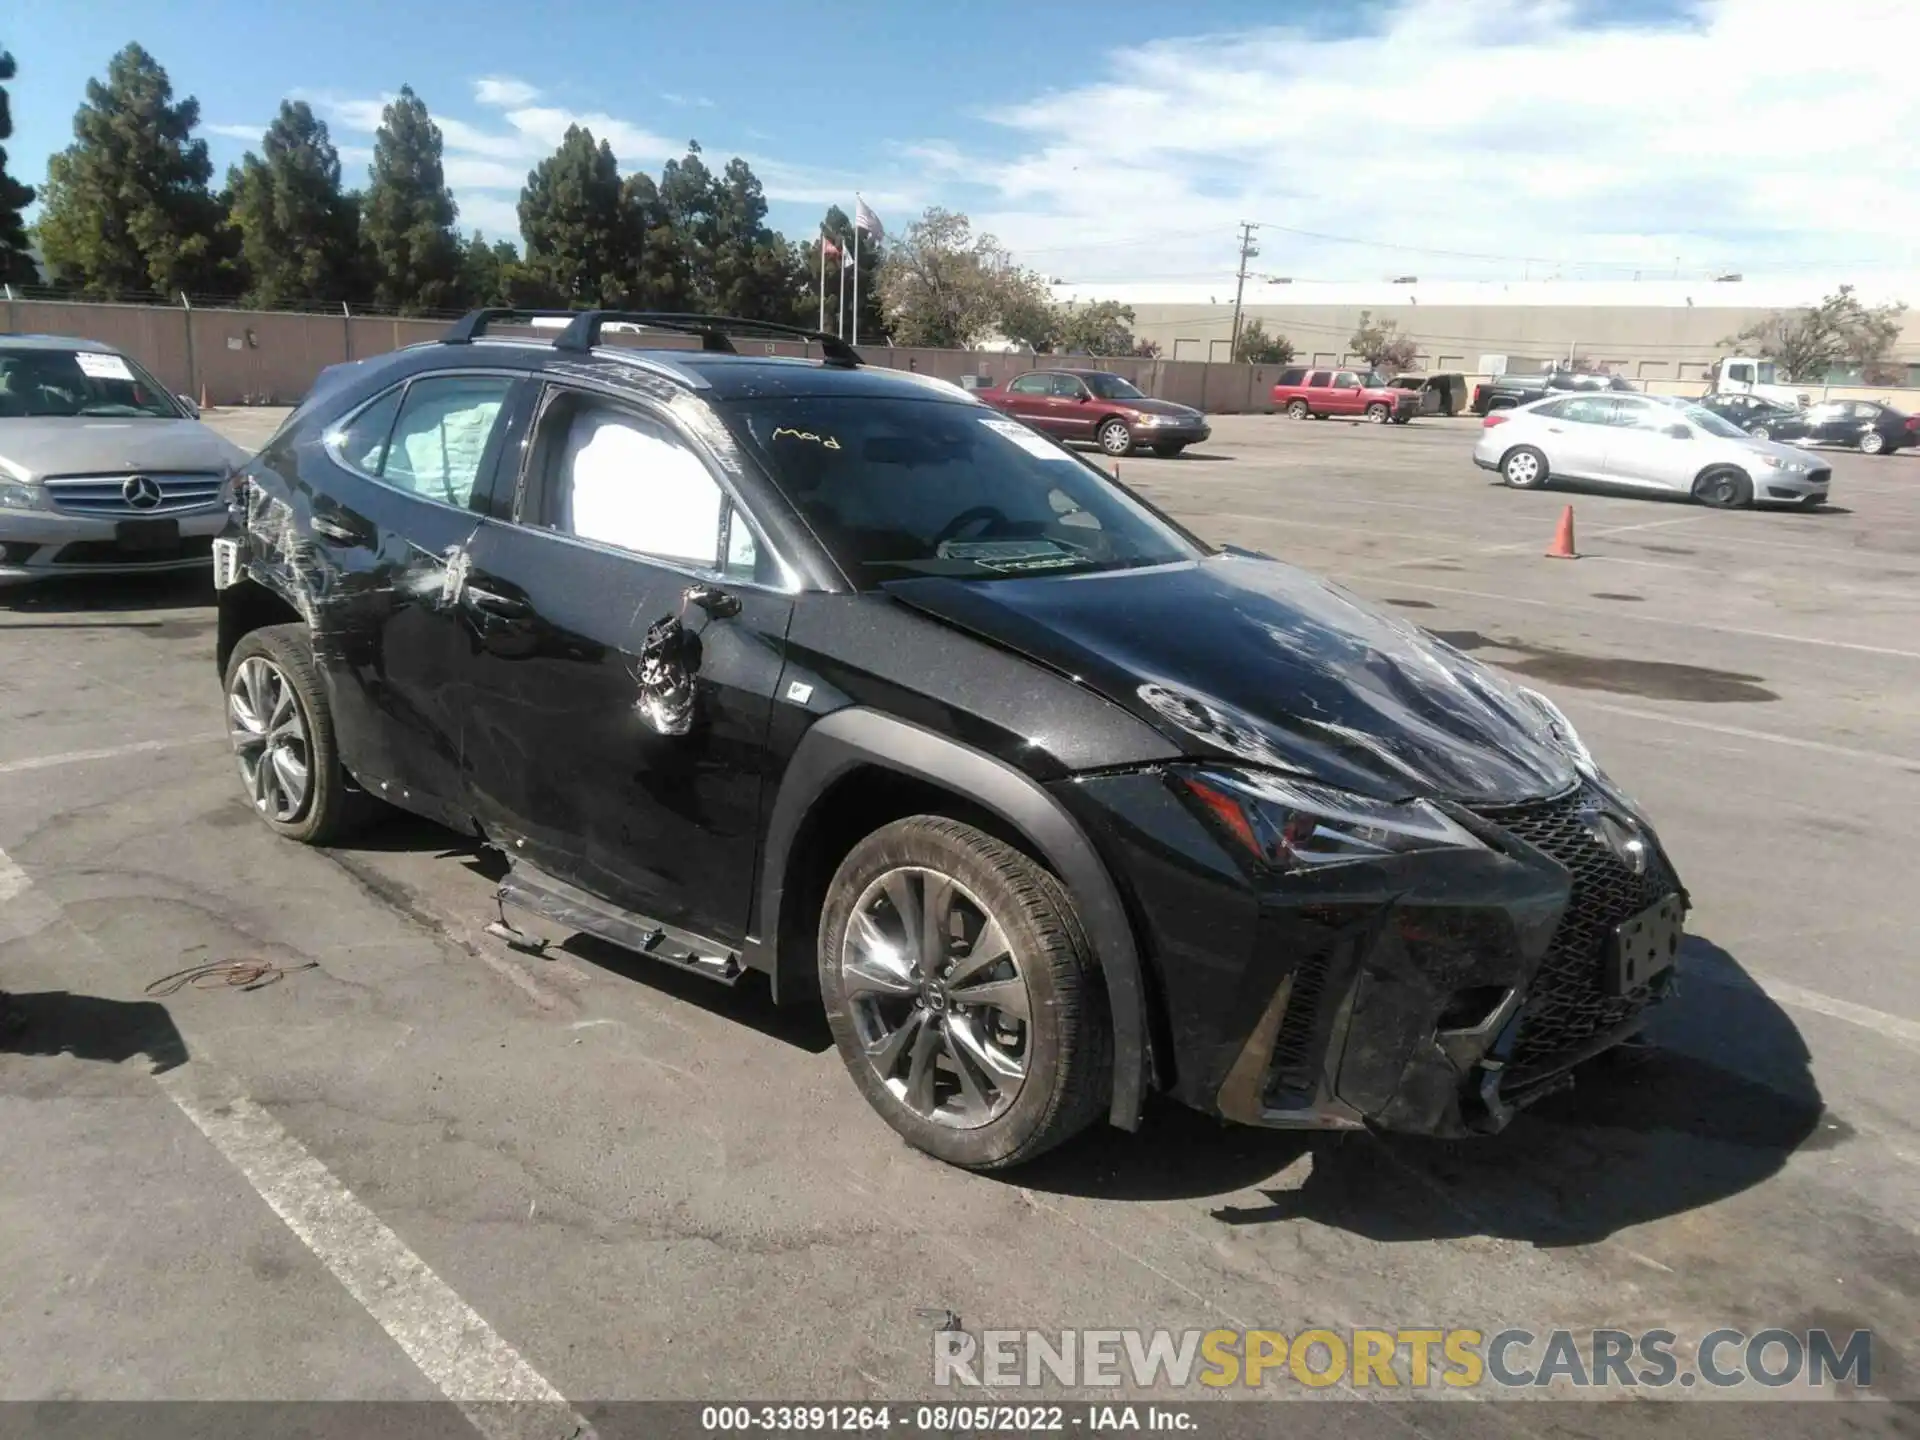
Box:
1472;785;1675;1073
1266;947;1336;1100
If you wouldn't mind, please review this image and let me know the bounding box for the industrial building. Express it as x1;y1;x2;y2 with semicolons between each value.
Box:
1049;277;1920;386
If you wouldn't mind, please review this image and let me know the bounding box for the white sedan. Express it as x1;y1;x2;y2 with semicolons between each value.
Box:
1471;392;1831;509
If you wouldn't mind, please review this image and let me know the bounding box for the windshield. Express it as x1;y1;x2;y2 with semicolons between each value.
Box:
1082;373;1145;400
724;396;1201;587
0;346;185;419
1678;403;1746;439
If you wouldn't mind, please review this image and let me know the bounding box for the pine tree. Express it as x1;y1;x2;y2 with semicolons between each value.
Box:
0;46;37;285
228;100;360;307
360;85;460;313
622;171;691;310
708;157;805;324
658;142;720;307
35;43;229;296
517;125;632;307
459;232;522;307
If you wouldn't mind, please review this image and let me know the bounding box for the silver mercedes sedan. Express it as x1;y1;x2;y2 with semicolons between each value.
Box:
1;335;250;586
1471;390;1831;509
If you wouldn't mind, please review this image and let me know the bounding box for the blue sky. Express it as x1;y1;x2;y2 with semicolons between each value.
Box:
8;0;1916;287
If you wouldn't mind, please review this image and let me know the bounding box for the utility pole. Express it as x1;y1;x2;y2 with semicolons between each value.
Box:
1229;222;1260;361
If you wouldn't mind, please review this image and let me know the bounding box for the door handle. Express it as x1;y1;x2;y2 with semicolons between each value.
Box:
462;584;532;620
310;514;364;545
1546;426;1566;433
682;582;741;619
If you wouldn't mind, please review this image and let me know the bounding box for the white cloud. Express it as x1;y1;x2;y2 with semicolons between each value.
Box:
205;122;266;143
916;0;1920;284
661;92;715;108
455;192;524;242
474;76;540;107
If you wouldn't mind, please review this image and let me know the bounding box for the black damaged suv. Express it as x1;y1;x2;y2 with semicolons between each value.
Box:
214;309;1688;1170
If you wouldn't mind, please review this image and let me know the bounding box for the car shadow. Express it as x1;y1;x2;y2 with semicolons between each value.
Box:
1;990;189;1074
0;572;213;614
343;810;507;882
1011;936;1821;1247
559;933;834;1054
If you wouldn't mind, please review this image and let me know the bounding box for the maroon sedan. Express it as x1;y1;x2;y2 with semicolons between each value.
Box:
976;369;1211;457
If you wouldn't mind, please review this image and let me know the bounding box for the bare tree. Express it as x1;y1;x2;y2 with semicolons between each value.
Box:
1721;285;1906;382
1349;310;1418;372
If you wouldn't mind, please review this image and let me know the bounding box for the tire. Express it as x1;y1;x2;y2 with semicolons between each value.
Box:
1151;443;1186;458
1859;431;1885;455
1097;418;1134;456
223;623;368;844
1693;467;1752;509
818;816;1111;1171
1286;399;1309;419
1747;423;1771;441
1502;446;1549;489
1365;403;1390;424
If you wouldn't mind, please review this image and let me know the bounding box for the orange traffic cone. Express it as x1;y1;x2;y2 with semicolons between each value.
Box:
1545;505;1578;559
198;382;211;410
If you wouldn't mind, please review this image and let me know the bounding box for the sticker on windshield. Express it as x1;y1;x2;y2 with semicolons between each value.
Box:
74;351;135;382
938;538;1086;574
979;416;1072;460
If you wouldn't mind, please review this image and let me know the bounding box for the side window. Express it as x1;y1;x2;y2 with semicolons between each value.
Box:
1333;371;1361;388
379;375;515;507
1049;373;1087;399
1306;370;1333;387
1008;374;1049;396
1277;367;1307;386
1728;363;1754;384
1561;396;1617;425
326;387;404;477
1531;398;1568;419
548;402;724;569
1607;400;1666;430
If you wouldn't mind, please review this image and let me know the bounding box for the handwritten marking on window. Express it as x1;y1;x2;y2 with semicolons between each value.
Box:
771;427;841;450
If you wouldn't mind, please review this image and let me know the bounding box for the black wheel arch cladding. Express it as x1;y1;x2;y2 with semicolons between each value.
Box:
749;706;1155;1130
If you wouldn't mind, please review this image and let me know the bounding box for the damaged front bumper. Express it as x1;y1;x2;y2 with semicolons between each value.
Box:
1057;770;1687;1139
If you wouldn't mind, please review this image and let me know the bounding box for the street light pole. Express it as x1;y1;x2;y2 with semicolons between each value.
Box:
1229;222;1260;361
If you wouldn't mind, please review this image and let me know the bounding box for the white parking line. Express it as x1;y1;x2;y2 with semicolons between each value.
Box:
0;734;226;776
1584;704;1919;770
0;844;594;1440
1746;976;1920;1054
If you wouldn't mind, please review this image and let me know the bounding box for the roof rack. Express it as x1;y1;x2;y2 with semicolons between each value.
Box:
442;308;583;344
552;311;863;368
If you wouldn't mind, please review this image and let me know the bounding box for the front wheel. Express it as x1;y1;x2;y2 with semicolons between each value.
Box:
818;816;1111;1171
1286;399;1310;419
1097;418;1134;456
1365;403;1390;424
1694;467;1753;509
1859;431;1885;455
223;624;367;844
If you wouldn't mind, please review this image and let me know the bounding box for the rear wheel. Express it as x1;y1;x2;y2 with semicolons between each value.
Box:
1286;399;1310;419
1097;418;1134;456
818;816;1110;1171
1859;430;1885;455
224;624;368;844
1502;446;1549;489
1365;402;1390;424
1693;467;1753;509
1747;423;1771;441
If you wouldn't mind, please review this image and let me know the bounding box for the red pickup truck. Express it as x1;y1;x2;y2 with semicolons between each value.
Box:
1271;365;1419;424
975;368;1211;457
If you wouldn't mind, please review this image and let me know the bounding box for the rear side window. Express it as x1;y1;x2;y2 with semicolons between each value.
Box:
1048;373;1087;399
328;387;403;476
1008;374;1050;395
1560;396;1616;425
381;376;514;507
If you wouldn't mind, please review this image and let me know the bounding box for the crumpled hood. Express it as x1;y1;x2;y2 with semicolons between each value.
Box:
1118;397;1204;419
883;554;1578;804
0;418;249;484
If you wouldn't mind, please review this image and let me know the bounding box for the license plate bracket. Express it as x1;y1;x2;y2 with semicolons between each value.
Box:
1605;893;1685;996
115;518;180;553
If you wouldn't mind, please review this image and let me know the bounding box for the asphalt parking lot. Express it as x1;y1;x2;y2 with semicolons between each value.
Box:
3;407;1918;1426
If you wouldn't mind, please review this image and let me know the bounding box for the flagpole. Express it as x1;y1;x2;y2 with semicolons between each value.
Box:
837;238;848;338
817;228;827;332
852;208;861;348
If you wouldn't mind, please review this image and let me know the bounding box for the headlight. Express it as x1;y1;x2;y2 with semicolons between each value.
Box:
1760;455;1807;473
1136;413;1170;426
1177;768;1483;871
0;480;43;511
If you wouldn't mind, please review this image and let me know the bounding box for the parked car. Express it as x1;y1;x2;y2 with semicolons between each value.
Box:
1473;392;1831;508
1270;366;1421;423
214;307;1688;1170
1388;371;1468;417
1788;399;1916;456
1694;392;1808;442
0;335;249;586
1471;369;1636;415
974;369;1210;457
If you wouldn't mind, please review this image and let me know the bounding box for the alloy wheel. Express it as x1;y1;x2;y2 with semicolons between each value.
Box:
1860;431;1884;455
229;656;312;823
1505;451;1541;486
1366;404;1389;423
840;865;1031;1129
1748;424;1770;440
